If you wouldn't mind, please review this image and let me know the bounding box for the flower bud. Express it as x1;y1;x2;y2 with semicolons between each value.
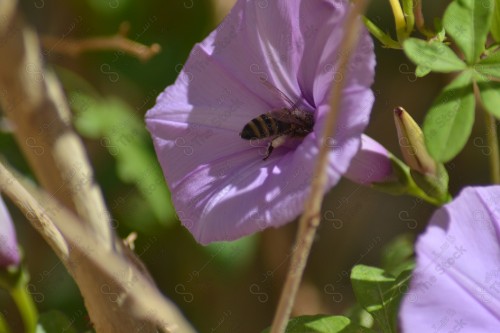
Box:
393;107;437;176
394;107;450;202
0;196;20;267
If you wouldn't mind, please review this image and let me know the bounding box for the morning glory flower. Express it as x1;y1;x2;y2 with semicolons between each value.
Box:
0;196;20;267
400;186;500;333
146;0;375;244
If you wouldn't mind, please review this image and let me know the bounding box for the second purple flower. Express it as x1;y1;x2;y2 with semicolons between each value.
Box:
146;0;375;244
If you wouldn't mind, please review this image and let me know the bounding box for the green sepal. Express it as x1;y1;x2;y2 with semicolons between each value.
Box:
371;153;449;206
409;163;451;203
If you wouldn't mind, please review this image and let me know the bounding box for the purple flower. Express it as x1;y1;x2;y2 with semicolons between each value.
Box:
0;196;20;267
400;186;500;333
344;134;394;185
146;0;375;244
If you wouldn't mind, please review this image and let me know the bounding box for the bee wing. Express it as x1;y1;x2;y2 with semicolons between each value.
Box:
259;77;297;109
267;108;305;126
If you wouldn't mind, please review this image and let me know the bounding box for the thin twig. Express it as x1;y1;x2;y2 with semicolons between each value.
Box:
413;0;433;38
41;22;161;61
414;0;425;32
0;161;69;261
269;1;371;332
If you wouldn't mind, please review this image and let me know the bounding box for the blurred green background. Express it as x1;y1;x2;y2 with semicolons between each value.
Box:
0;0;495;332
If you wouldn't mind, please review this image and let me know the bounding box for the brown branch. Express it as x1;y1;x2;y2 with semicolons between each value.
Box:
0;161;196;333
269;1;371;332
41;22;161;62
0;4;113;247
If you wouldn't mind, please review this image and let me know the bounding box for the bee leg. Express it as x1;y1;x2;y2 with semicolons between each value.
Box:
263;135;287;161
263;143;274;161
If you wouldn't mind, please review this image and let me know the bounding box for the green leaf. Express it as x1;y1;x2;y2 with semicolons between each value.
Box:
491;0;500;41
443;0;494;64
476;75;500;118
351;265;413;333
36;310;77;333
403;38;466;73
476;51;500;78
72;93;175;225
344;305;375;329
415;65;431;77
261;315;376;333
423;71;475;162
69;92;102;138
380;234;415;276
204;235;258;276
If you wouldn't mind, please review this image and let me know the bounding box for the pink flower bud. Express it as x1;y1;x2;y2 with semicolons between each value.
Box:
0;196;20;267
344;134;395;185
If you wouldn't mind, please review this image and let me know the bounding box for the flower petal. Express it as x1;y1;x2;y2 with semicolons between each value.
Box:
400;186;500;332
295;1;376;107
344;134;394;185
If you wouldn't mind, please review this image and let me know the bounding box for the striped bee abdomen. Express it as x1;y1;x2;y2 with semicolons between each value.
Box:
240;113;290;140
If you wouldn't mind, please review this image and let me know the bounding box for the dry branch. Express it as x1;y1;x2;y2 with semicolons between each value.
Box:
0;2;112;247
41;22;161;61
0;161;196;333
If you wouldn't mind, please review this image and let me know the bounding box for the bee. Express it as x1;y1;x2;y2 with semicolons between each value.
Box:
239;80;314;160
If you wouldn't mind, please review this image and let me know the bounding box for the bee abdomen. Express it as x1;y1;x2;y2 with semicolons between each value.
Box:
240;113;282;139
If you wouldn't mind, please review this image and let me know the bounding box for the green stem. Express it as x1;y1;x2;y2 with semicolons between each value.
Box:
413;0;425;32
485;111;500;184
362;16;401;49
389;0;407;42
406;183;450;206
10;283;38;333
474;80;500;184
402;0;414;35
0;312;13;333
